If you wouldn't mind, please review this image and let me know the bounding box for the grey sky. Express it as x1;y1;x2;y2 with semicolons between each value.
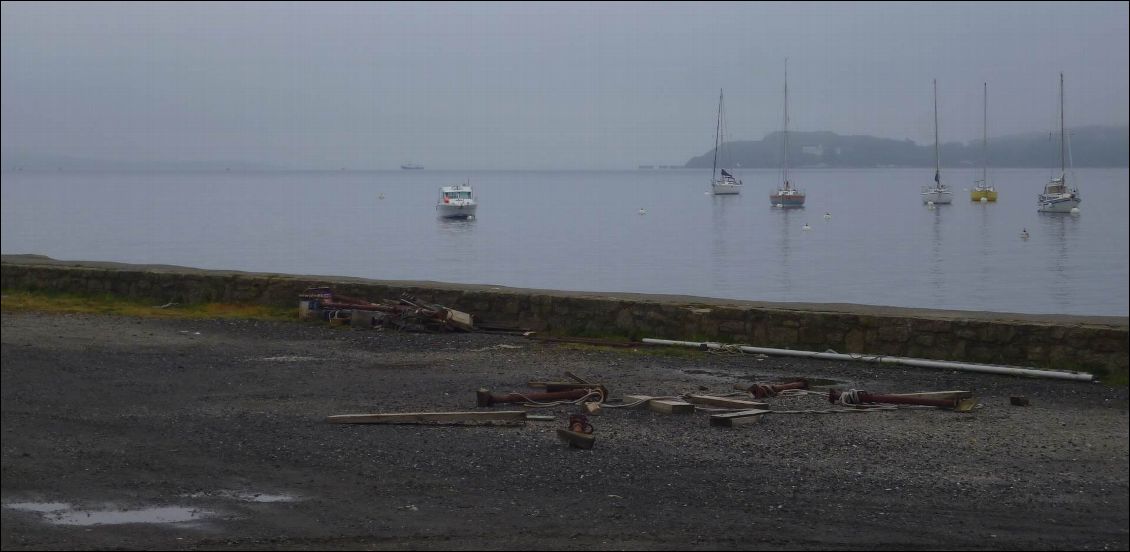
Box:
2;1;1127;170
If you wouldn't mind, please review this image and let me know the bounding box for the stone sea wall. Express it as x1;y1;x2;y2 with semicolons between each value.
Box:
2;256;1126;378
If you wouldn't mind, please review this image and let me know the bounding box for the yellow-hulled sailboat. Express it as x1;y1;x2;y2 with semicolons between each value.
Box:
971;82;997;202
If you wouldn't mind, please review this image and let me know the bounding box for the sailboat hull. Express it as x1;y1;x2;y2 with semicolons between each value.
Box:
970;188;997;202
712;182;741;195
1037;194;1080;213
769;193;805;207
921;189;953;204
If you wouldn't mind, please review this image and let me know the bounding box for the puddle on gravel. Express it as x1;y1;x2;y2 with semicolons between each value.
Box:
4;502;214;526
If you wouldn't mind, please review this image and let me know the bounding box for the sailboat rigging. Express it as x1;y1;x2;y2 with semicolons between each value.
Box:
771;59;805;208
1037;72;1081;213
710;89;742;195
922;79;953;205
971;82;997;202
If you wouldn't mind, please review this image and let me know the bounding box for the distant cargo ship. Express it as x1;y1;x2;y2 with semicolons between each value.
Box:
400;163;424;170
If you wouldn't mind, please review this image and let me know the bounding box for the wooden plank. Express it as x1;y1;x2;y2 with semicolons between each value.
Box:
709;409;772;427
624;395;695;415
887;391;973;400
326;411;527;425
526;381;605;392
545;383;607;395
685;394;769;409
443;308;475;331
648;399;694;414
525;414;557;422
564;370;592;384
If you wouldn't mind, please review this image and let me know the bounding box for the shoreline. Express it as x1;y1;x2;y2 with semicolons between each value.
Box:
3;254;1126;382
3;254;1125;325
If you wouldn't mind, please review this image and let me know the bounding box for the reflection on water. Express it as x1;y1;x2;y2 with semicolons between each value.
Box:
928;205;945;305
973;202;993;300
1039;212;1078;312
710;194;740;291
772;207;797;293
436;216;476;235
710;194;733;255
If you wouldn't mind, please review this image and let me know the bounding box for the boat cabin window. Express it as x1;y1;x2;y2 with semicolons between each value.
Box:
444;191;472;199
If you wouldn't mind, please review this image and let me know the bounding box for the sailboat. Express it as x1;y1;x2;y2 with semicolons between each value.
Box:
970;82;997;202
922;79;952;205
1038;72;1081;213
770;60;805;207
710;89;742;195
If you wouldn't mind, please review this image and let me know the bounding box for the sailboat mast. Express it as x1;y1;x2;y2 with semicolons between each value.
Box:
712;88;722;183
783;59;790;189
1059;72;1066;178
982;82;988;185
933;79;940;186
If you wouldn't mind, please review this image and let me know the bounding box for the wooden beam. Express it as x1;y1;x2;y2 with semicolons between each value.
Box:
685;394;769;409
523;382;608;397
624;395;695;415
886;391;972;400
709;409;771;427
326;411;527;426
564;370;592;384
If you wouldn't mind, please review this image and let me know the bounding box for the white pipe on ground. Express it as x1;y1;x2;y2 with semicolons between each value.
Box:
640;338;1094;382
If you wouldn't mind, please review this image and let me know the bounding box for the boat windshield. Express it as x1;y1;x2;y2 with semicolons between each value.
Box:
444;191;472;199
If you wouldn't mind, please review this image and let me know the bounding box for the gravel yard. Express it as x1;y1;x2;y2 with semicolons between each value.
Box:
2;312;1127;550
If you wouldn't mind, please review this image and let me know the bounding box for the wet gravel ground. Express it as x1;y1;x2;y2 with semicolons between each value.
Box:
1;311;1127;550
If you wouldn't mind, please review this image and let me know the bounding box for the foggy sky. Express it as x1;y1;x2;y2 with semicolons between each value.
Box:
2;1;1127;170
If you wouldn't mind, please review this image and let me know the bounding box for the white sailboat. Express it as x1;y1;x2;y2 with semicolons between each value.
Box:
770;59;805;207
710;89;742;195
970;82;997;202
1038;72;1081;214
922;79;952;205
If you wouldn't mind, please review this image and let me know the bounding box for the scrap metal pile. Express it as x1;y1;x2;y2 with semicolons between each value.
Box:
299;287;474;332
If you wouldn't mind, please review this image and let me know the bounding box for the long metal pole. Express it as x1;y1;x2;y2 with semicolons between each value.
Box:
934;79;940;188
982;82;988;186
712;89;722;184
640;338;1094;382
1059;72;1066;178
783;58;789;189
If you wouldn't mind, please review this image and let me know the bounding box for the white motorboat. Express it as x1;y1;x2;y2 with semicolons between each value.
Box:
436;182;477;219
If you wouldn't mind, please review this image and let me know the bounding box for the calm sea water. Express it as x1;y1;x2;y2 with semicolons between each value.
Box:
2;168;1127;316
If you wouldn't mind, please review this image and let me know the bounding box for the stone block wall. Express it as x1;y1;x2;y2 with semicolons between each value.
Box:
2;257;1126;378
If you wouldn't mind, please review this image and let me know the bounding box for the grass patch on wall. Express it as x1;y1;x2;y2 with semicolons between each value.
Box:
1;290;295;321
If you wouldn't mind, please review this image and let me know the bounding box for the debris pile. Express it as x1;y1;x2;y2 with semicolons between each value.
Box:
326;363;981;453
299;287;474;332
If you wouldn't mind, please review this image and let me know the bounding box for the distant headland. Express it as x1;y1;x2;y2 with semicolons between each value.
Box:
683;125;1128;169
